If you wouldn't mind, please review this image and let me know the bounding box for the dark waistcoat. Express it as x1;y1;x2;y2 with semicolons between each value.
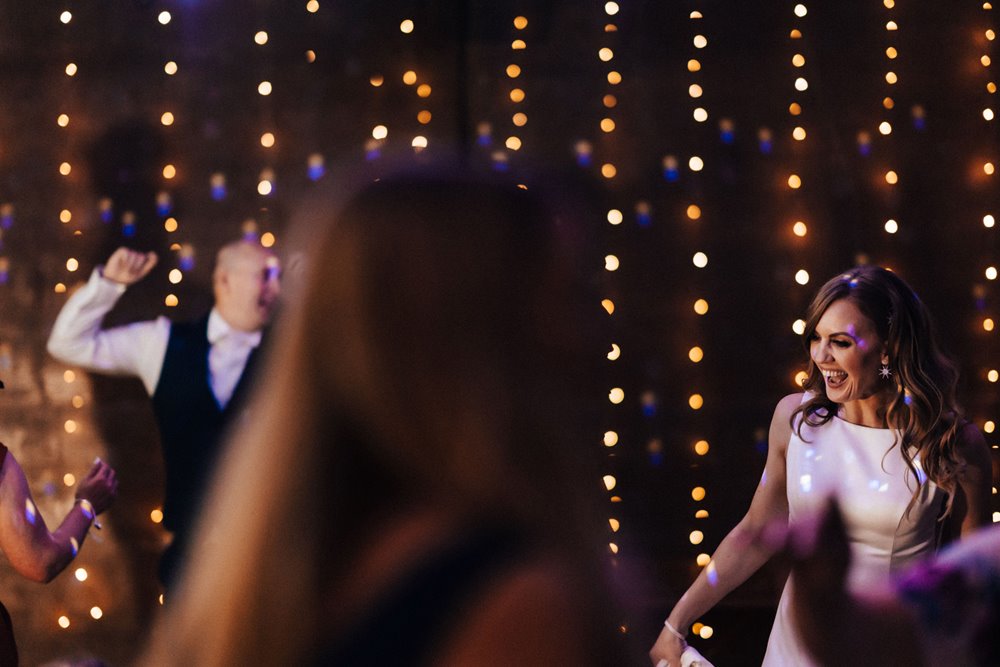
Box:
150;316;263;539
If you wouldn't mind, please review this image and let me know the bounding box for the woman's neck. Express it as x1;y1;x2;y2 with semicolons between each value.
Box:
838;391;892;428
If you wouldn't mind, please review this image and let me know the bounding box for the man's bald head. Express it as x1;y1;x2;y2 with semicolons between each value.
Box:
213;240;281;332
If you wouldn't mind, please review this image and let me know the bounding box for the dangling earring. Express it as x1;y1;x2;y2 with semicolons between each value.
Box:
878;357;892;380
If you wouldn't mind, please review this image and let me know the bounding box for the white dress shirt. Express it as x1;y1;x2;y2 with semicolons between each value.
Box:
47;268;261;408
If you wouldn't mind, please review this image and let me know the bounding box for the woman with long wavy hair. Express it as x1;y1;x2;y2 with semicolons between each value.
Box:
650;265;992;666
138;169;631;666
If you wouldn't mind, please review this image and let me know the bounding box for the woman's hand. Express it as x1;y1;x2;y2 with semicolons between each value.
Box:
648;624;686;666
74;457;118;515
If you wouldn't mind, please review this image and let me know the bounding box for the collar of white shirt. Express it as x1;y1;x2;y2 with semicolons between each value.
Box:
207;309;263;348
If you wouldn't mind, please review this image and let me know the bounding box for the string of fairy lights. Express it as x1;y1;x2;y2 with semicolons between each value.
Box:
878;0;901;238
158;8;186;313
788;3;813;389
50;2;111;633
680;3;716;644
597;1;624;572
976;1;1000;521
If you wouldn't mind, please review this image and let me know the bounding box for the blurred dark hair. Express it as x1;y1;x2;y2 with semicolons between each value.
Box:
140;165;627;665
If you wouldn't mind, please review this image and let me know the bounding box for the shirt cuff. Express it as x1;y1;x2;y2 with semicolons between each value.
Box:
94;267;129;295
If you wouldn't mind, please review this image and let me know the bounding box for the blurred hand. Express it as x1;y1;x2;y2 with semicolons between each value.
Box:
74;458;118;516
102;247;158;285
789;499;850;605
754;499;851;665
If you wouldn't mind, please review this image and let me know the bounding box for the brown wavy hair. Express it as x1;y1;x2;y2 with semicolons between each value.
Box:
793;266;964;515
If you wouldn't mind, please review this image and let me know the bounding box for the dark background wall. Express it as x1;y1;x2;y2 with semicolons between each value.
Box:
0;1;996;664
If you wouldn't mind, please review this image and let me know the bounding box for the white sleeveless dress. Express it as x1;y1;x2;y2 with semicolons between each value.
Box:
761;402;946;666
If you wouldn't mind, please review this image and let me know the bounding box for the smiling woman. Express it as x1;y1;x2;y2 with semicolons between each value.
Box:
650;265;993;667
808;298;888;414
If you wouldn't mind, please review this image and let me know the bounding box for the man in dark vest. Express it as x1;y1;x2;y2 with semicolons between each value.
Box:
47;240;281;590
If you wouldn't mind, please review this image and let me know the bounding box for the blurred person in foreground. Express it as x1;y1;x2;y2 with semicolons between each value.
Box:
139;168;633;666
0;382;118;665
785;500;999;667
650;266;992;666
46;240;280;589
